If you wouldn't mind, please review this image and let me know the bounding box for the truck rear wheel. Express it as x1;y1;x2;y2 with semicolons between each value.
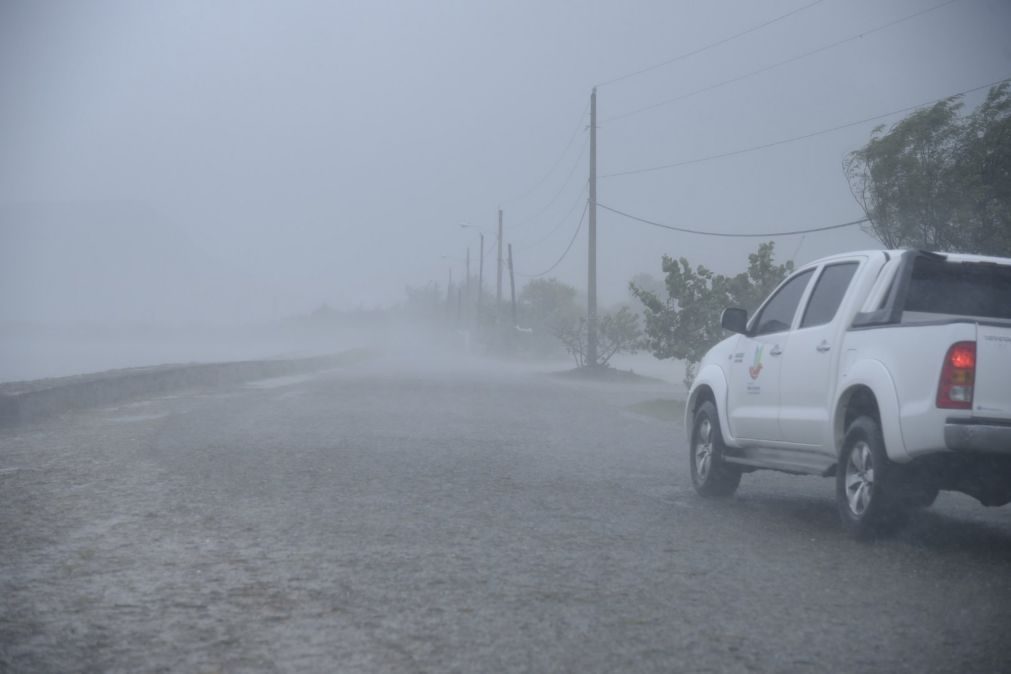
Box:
690;401;741;498
836;416;907;538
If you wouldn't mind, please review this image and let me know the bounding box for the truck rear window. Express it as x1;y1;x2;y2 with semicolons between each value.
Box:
904;258;1011;320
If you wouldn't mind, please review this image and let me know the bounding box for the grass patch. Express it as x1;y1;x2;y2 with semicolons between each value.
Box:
549;366;664;384
626;398;685;422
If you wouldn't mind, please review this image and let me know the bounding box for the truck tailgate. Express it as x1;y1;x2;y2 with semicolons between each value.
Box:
974;324;1011;420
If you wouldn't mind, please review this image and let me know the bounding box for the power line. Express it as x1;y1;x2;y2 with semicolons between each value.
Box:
602;76;1010;178
515;184;588;251
513;134;589;230
597;0;827;88
519;200;589;278
603;0;959;124
505;101;590;207
599;203;868;238
790;234;807;262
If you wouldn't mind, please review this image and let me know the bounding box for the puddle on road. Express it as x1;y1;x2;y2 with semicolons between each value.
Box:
244;373;320;390
625;398;685;422
104;413;171;424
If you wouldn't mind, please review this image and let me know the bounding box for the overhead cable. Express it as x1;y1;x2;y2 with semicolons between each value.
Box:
505;101;590;207
598;203;868;238
519;201;589;278
602;75;1010;178
483;236;498;261
515;184;588;251
597;0;826;88
513;135;589;230
603;0;959;124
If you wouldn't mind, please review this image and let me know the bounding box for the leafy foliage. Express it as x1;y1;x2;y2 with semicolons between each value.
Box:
556;306;643;368
598;306;643;366
628;273;666;300
517;278;582;356
631;242;793;387
845;82;1011;255
519;279;581;333
519;278;642;367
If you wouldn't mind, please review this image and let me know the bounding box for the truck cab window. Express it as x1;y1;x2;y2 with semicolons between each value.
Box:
751;269;814;336
801;262;859;328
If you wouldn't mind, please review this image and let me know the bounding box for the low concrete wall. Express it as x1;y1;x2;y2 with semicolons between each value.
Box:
0;350;369;428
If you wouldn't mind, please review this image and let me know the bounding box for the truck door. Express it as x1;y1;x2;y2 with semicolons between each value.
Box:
728;269;814;443
779;261;860;448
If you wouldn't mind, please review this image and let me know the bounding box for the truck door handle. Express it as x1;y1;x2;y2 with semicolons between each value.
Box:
816;341;831;352
769;345;783;356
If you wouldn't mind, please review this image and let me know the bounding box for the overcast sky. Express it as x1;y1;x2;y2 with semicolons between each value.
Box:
2;0;1009;324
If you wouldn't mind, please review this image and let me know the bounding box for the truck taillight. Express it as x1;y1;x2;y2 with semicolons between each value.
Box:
936;341;976;409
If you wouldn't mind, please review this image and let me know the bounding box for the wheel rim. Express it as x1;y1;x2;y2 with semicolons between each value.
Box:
695;417;713;481
845;441;875;516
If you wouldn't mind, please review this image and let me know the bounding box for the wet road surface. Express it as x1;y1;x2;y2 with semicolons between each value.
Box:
2;355;1010;672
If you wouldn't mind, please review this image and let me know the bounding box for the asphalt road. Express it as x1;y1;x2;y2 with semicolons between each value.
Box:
2;354;1010;673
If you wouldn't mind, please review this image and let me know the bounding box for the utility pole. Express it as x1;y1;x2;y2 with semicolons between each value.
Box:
447;267;454;320
465;247;471;308
496;208;504;315
587;86;599;368
508;243;517;327
478;233;485;320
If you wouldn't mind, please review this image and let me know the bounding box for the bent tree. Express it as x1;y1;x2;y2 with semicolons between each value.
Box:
844;82;1011;255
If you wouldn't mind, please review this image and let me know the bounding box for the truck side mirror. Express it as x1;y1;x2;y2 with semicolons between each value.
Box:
721;307;748;334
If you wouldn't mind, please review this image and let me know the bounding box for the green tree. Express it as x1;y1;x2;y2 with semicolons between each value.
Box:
555;305;642;368
598;306;643;366
957;83;1011;254
845;82;1011;254
631;242;793;388
519;278;580;331
519;278;642;367
628;273;666;300
518;278;582;356
730;242;796;313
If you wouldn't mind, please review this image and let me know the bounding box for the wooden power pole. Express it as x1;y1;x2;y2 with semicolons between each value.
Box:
508;243;517;327
587;87;599;368
447;267;453;319
478;233;485;320
496;208;504;315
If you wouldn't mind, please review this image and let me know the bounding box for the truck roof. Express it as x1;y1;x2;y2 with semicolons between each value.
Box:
800;249;1011;267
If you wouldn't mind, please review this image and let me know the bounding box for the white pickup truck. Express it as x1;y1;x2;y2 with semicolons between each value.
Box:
686;249;1011;537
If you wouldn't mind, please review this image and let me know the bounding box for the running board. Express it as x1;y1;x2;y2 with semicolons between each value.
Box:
724;453;833;477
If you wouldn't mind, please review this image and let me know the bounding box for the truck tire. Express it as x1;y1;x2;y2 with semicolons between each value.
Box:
836;416;907;538
690;401;741;498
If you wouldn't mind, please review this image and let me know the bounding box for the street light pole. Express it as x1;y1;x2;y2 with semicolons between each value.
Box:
496;209;503;317
459;223;486;326
587;87;598;368
478;233;485;320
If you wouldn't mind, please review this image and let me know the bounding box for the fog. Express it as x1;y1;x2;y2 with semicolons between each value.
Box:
2;0;1009;380
5;6;1011;669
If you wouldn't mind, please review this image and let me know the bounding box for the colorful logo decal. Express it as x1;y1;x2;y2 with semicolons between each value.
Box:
748;345;764;380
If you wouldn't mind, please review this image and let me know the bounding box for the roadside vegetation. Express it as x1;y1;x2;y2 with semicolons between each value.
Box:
631;242;793;388
364;86;1010;384
630;82;1011;387
845;82;1011;255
